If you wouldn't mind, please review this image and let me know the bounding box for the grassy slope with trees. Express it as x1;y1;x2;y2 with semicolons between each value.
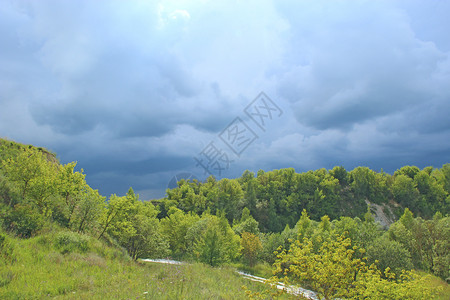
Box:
1;231;272;299
1;138;449;299
0;138;271;299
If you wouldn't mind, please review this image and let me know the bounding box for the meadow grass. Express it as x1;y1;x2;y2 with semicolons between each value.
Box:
0;231;283;299
231;262;274;279
1;230;447;299
417;271;450;300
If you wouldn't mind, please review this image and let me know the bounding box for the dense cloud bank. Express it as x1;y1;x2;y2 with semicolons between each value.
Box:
1;0;449;198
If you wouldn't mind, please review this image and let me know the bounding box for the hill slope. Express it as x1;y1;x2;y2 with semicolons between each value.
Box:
0;230;272;299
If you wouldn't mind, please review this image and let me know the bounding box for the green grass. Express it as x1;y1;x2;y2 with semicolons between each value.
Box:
417;271;450;300
0;231;278;299
231;262;274;279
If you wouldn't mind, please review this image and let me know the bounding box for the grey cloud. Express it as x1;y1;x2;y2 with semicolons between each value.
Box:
81;155;192;177
1;0;450;199
274;0;449;132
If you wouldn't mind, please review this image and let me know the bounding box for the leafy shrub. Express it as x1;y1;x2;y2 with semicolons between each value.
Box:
2;204;43;238
366;235;413;276
0;175;19;207
54;231;90;254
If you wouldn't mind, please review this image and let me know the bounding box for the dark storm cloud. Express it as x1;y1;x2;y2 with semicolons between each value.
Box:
1;0;449;199
4;0;238;141
274;0;449;132
81;155;192;177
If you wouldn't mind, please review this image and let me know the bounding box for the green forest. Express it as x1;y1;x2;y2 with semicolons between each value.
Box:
0;138;449;299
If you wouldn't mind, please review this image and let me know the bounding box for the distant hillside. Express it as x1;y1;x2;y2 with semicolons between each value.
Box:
0;138;58;164
160;165;450;232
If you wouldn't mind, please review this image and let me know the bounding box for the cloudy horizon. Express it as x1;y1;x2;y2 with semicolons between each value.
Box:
1;0;449;199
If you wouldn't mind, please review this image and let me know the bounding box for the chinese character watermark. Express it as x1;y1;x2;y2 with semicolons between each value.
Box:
193;141;234;176
244;92;283;131
193;92;283;178
167;172;198;190
219;117;258;157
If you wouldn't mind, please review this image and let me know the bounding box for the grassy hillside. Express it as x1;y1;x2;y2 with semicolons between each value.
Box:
2;228;449;299
0;229;274;299
0;138;58;164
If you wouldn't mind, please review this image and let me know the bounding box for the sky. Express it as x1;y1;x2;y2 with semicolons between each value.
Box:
1;0;450;200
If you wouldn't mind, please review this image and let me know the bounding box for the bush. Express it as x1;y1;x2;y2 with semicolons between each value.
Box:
366;235;413;276
0;176;19;207
54;231;90;254
2;204;43;238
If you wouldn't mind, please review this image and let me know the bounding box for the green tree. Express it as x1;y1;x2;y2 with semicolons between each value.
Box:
391;174;420;208
160;207;200;258
273;235;366;299
366;235;413;275
259;232;284;264
394;165;420;179
123;201;169;260
0;174;19;207
1;147;46;199
355;206;383;250
55;162;86;226
216;179;244;223
70;186;104;234
333;216;360;244
319;215;331;232
233;207;259;235
430;214;450;279
192;214;240;266
389;209;449;279
414;170;447;217
329;166;348;186
243;177;257;215
102;188;169;260
98;193;134;239
240;232;262;267
296;209;312;240
438;163;450;193
273;234;437;300
350;167;389;204
1;147;59;216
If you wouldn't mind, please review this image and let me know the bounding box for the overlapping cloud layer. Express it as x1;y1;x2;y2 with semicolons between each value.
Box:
1;0;449;199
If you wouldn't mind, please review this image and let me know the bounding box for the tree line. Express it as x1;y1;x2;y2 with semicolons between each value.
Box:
162;165;449;232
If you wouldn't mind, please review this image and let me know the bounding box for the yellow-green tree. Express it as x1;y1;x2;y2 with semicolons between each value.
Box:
98;193;133;239
274;235;364;299
241;232;262;267
100;188;169;260
272;234;439;300
71;185;104;234
351;266;439;300
56;162;86;225
1;147;58;216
